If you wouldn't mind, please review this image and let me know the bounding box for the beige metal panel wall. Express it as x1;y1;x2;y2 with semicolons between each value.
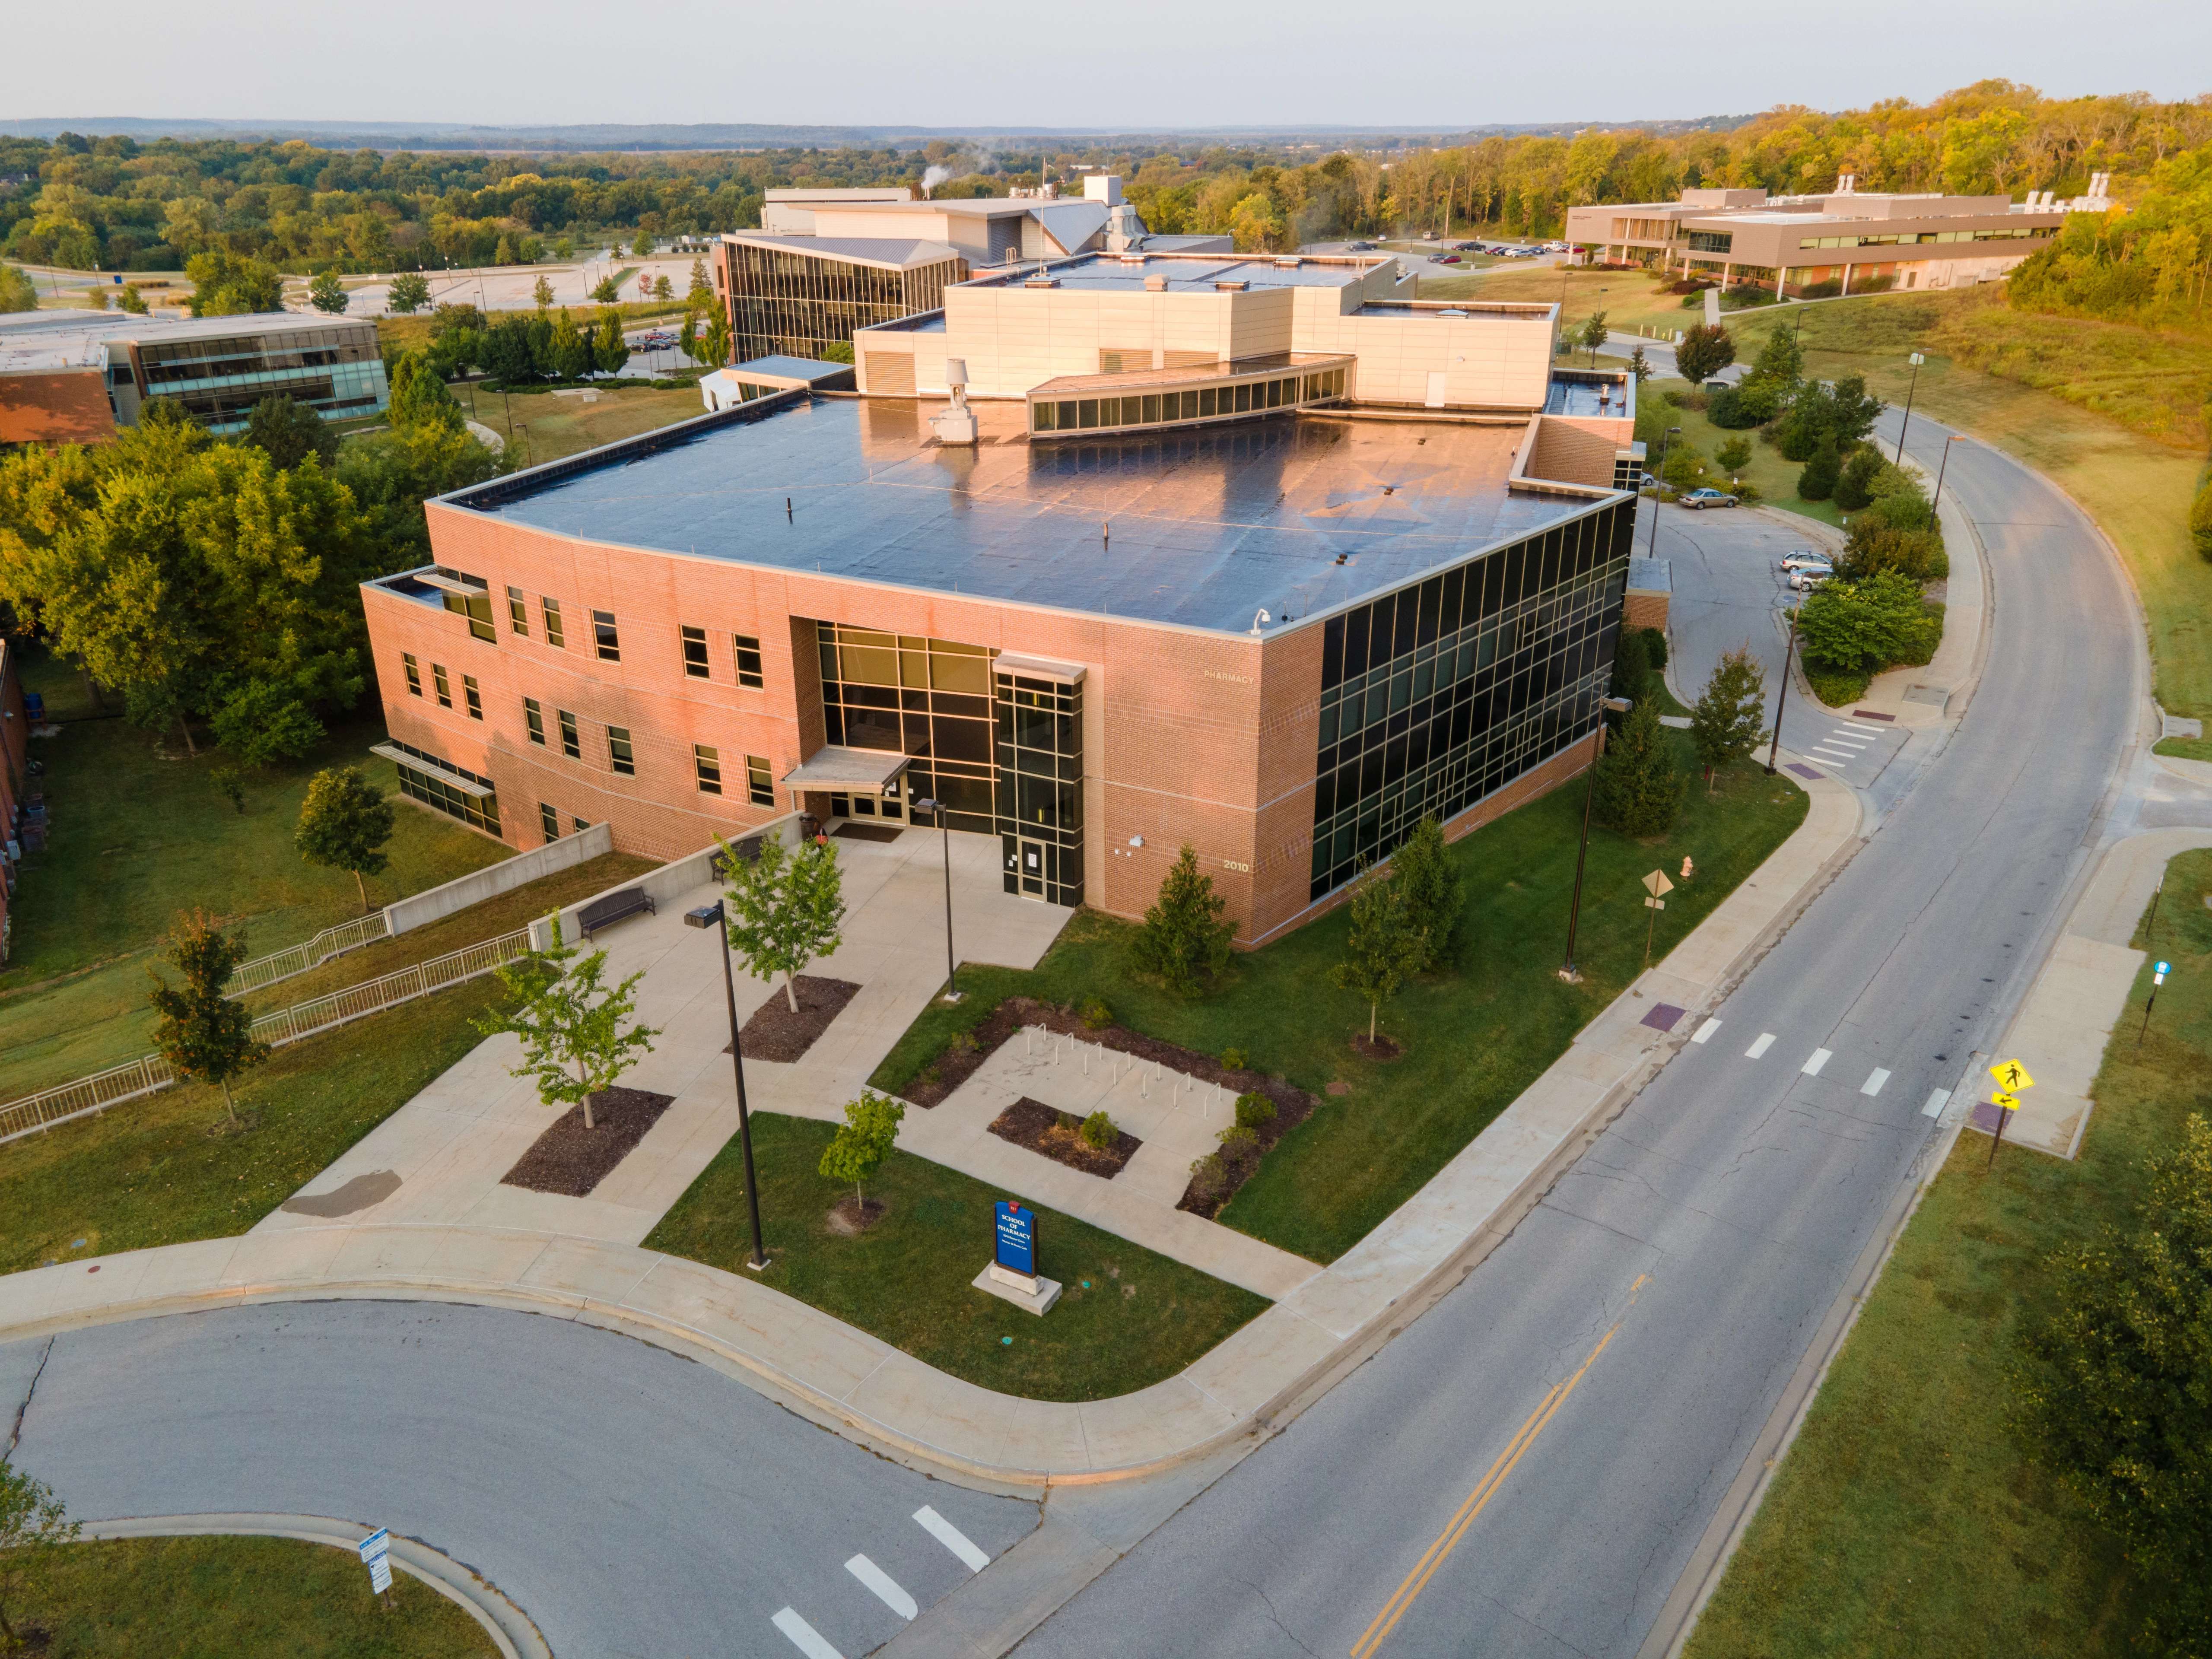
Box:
1292;309;1556;410
1223;288;1295;361
938;286;1243;396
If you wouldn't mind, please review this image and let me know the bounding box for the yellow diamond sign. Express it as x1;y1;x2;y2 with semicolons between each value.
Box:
1989;1058;2035;1094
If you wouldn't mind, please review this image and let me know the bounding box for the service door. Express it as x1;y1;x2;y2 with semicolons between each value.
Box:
1017;839;1046;899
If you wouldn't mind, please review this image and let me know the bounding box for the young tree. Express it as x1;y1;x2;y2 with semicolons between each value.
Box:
1833;444;1883;511
477;919;657;1131
1131;845;1236;998
592;308;630;377
678;309;699;365
532;273;554;310
387;271;432;314
307;270;349;315
1578;309;1608;365
1689;647;1768;791
818;1091;905;1210
1743;323;1803;391
718;832;847;1014
2014;1114;2212;1651
242;394;337;470
1593;697;1684;836
0;264;38;314
1715;434;1753;474
687;258;714;308
632;228;654;257
1674;321;1735;387
548;308;591;380
115;283;149;315
695;307;731;369
1392;814;1464;973
1626;343;1652;386
493;235;517;267
147;909;270;1124
652;273;674;302
295;766;397;913
1329;864;1424;1045
387;350;464;432
0;1459;80;1652
588;273;622;305
1610;624;1653;702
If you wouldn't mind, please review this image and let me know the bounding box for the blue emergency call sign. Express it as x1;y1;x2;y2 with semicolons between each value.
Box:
995;1200;1036;1276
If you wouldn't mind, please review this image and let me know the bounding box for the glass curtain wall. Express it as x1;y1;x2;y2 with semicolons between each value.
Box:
1309;499;1634;901
131;323;388;430
730;245;965;361
816;624;995;830
996;667;1083;906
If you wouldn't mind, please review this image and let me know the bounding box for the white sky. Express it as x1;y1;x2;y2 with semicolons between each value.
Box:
3;0;2205;132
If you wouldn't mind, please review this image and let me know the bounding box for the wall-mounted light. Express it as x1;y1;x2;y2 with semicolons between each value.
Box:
1128;835;1144;849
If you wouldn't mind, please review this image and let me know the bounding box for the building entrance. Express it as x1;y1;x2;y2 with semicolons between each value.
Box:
1014;838;1047;899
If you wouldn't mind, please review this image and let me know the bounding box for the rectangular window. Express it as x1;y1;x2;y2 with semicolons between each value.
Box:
507;586;529;636
693;744;723;795
593;610;621;662
747;754;774;807
432;663;451;708
607;725;635;776
442;586;496;642
462;675;483;720
402;653;422;696
680;625;710;679
539;802;559;842
541;597;566;648
572;815;589;834
558;709;580;759
523;697;546;745
734;634;764;689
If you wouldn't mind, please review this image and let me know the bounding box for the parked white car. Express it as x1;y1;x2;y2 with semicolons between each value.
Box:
1779;550;1834;574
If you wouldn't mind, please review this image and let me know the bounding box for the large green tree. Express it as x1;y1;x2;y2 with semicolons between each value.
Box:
387;271;432;314
240;394;336;471
184;251;282;316
1593;697;1684;836
1674;322;1735;387
295;765;398;913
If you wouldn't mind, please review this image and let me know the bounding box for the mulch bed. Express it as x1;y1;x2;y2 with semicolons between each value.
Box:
827;1195;889;1234
727;975;861;1063
897;995;1315;1219
988;1095;1143;1179
500;1086;674;1198
1350;1033;1405;1061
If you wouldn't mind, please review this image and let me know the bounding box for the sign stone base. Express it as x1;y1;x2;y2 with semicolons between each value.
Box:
974;1262;1062;1316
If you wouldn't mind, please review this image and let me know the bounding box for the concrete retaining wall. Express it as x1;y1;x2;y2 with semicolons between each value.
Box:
531;814;807;952
386;822;615;936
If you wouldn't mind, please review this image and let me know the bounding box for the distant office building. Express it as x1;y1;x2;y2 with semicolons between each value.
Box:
1562;175;2099;296
699;356;856;411
363;240;1646;944
760;187;917;235
0;309;389;433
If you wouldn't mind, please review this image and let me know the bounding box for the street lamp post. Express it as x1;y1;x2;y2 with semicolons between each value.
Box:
914;798;961;1002
1765;595;1805;776
1645;426;1682;553
1560;694;1636;982
684;901;769;1271
1930;433;1963;518
1894;351;1926;464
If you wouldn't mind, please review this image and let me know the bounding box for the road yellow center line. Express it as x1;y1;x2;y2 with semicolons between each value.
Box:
1349;1276;1646;1659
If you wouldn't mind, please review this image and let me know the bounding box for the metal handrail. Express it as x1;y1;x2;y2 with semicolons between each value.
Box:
0;928;533;1146
225;913;396;996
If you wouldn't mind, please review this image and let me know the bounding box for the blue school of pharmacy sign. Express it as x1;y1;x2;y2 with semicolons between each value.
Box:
995;1200;1036;1276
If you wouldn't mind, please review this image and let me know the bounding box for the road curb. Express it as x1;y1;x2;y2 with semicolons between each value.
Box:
83;1512;551;1658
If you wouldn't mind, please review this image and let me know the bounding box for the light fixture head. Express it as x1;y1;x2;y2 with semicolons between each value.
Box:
1128;835;1145;849
1601;696;1633;713
683;903;723;929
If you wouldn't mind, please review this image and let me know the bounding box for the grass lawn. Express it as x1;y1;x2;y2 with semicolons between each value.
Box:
1636;375;1845;531
1424;264;1693;339
871;742;1806;1264
1683;852;2212;1659
0;976;506;1274
456;381;705;466
644;1112;1269;1401
0;849;658;1107
1725;292;2212;722
27;1535;493;1656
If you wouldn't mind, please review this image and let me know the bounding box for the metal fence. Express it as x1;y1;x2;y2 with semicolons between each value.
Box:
0;928;533;1146
225;913;395;996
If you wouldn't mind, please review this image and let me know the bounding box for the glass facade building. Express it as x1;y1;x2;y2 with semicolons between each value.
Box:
1310;499;1635;900
124;319;388;432
726;241;966;362
817;625;996;832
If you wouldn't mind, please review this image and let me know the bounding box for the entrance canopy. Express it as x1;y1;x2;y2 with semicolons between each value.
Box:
782;746;912;793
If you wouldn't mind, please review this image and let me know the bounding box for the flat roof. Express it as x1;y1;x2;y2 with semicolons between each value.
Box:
457;396;1600;636
962;252;1390;294
0;307;369;373
726;355;860;384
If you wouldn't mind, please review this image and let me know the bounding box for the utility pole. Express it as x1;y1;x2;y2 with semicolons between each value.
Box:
1646;426;1681;553
1930;433;1961;518
1894;350;1926;463
1765;596;1804;776
1560;695;1634;982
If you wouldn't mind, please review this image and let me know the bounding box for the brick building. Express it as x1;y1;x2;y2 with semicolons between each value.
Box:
364;252;1640;945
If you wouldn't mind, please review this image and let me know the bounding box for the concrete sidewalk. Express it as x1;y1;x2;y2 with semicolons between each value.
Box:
1977;826;2212;1157
0;769;1862;1486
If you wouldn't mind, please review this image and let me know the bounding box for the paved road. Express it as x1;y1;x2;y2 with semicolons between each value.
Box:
4;1302;1036;1659
1015;413;2138;1653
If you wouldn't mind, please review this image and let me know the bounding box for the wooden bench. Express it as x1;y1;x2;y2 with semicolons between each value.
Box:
577;887;655;940
709;835;766;879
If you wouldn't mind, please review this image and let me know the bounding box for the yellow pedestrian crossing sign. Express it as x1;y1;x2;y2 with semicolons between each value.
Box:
1993;1090;2020;1112
1989;1058;2034;1093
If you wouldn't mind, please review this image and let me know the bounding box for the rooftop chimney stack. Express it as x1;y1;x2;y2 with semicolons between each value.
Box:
931;357;979;446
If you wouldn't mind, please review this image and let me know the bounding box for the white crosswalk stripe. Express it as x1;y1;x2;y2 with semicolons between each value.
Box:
1809;748;1855;763
1691;1017;1721;1044
1802;1048;1831;1076
1745;1032;1776;1058
1827;729;1875;745
1923;1088;1950;1119
1861;1068;1890;1096
773;1608;846;1659
846;1555;917;1620
914;1506;991;1573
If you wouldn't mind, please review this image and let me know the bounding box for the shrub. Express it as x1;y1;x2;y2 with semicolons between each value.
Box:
1893;602;1945;667
1726;479;1763;502
2195;476;2212;562
1079;997;1112;1030
1187;1153;1230;1205
1218;1124;1260;1154
1234;1091;1277;1130
1079;1110;1118;1150
1796;278;1843;299
1833;445;1884;512
1798;433;1841;501
1840;523;1948;584
1220;1046;1249;1072
1715;435;1753;473
1130;845;1235;997
1391;814;1465;973
1796;569;1931;672
1611;625;1653;702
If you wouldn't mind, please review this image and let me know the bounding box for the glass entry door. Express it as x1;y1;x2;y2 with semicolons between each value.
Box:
1017;839;1046;899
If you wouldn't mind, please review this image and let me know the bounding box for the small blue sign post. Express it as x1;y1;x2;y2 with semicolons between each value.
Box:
995;1200;1036;1280
2140;961;2174;1049
358;1527;392;1599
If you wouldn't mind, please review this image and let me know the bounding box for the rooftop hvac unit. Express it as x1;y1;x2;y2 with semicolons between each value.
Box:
1144;274;1169;291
